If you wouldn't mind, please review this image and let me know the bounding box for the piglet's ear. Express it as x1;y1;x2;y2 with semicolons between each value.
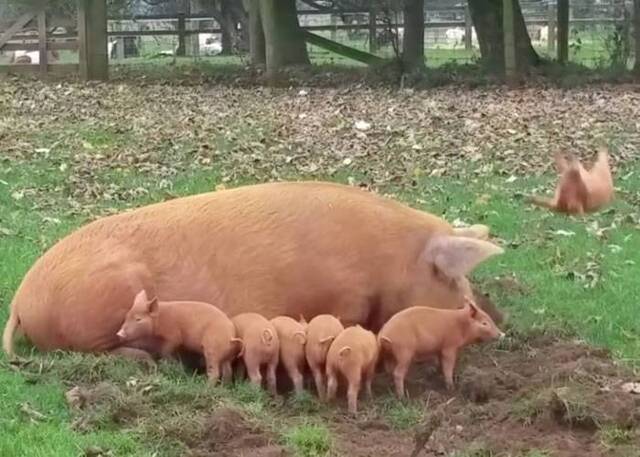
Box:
464;296;479;318
424;235;504;280
147;296;159;317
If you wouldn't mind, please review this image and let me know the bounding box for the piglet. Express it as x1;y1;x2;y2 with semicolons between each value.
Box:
304;314;344;400
271;316;307;394
378;297;505;398
232;312;280;395
116;290;241;383
528;148;614;215
325;325;378;415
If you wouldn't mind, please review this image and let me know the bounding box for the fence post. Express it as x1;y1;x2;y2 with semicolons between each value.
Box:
369;6;377;53
176;13;186;56
78;0;108;81
557;0;569;63
547;0;555;55
503;0;517;84
464;2;472;50
37;8;47;75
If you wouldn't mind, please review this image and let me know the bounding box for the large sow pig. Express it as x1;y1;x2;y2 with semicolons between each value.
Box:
3;181;503;358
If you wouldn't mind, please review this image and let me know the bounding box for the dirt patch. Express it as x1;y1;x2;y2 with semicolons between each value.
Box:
373;333;640;457
186;408;285;457
56;332;639;457
332;418;415;457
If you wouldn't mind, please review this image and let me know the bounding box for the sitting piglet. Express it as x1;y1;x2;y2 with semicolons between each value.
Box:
232;312;280;395
116;290;241;384
271;316;307;394
378;297;505;398
325;325;379;415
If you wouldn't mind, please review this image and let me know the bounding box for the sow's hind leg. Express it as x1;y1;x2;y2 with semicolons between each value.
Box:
51;259;156;355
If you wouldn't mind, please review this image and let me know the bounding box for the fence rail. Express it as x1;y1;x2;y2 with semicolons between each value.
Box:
0;5;630;67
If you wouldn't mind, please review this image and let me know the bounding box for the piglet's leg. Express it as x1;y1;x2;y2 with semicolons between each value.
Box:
283;358;304;395
326;366;338;402
244;353;263;388
266;357;278;396
440;348;458;390
310;363;326;400
222;361;233;383
346;373;362;415
364;365;375;399
235;360;247;381
392;352;411;399
291;367;305;395
205;357;222;384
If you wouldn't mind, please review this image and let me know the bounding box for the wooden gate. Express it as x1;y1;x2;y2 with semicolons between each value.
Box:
0;6;78;76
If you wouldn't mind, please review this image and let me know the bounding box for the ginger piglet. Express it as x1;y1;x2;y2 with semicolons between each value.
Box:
116;290;241;383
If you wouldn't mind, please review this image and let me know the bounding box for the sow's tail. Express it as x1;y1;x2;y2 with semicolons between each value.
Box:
2;306;19;357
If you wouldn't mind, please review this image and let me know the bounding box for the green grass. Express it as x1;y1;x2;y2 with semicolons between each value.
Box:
379;398;423;430
3;155;640;453
282;423;333;457
599;425;634;447
4;159;639;454
2;78;640;456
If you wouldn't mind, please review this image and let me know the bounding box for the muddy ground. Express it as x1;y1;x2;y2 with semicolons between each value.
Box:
41;329;638;457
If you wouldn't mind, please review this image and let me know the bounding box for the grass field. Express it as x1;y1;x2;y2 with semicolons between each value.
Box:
1;73;640;456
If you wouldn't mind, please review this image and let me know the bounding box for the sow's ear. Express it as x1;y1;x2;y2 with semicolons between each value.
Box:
132;289;149;308
424;235;504;280
452;224;490;240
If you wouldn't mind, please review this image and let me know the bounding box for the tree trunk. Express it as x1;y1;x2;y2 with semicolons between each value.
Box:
248;0;265;66
402;0;425;71
635;0;640;75
503;0;517;82
557;0;569;63
220;0;234;55
260;0;310;74
468;0;540;71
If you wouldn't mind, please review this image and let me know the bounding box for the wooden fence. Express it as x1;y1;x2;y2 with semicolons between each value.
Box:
0;2;630;77
105;5;627;58
0;9;77;76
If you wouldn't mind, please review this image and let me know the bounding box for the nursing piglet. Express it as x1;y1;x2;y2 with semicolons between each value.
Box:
271;316;307;394
232;312;280;395
304;314;344;400
116;290;241;383
325;325;378;415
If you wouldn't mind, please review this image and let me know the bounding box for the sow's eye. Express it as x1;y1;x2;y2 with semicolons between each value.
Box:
135;317;143;322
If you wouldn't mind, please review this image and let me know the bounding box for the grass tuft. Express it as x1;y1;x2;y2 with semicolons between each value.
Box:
282;423;332;457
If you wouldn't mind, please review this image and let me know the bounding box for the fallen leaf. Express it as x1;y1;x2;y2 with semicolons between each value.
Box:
354;120;371;131
554;230;575;237
621;382;640;394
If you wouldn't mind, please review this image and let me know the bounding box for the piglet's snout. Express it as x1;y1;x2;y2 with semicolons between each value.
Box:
116;329;127;340
498;331;506;339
